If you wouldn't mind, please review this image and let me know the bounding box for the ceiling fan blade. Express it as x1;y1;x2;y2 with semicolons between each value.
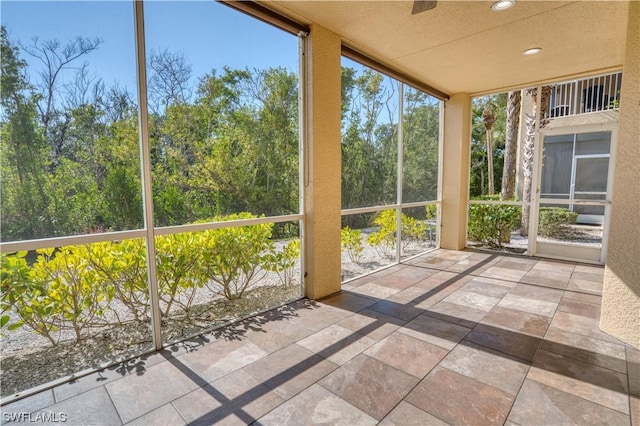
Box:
412;0;437;15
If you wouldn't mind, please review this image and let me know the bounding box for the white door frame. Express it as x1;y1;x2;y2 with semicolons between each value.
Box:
534;122;618;264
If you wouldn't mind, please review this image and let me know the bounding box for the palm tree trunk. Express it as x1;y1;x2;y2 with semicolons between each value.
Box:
482;104;497;195
520;86;551;236
501;90;521;200
486;129;494;195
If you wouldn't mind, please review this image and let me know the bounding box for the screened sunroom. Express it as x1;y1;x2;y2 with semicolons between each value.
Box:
1;1;638;424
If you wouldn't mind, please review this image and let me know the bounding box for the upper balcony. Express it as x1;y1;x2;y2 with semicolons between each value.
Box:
546;72;622;120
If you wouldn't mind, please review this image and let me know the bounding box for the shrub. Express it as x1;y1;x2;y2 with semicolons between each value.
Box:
367;210;427;254
1;251;60;345
155;232;204;318
264;239;300;288
1;247;111;345
468;198;521;248
425;204;437;220
34;246;111;343
424;204;438;241
538;207;578;238
87;240;149;322
200;213;275;300
341;227;364;262
0;212;293;346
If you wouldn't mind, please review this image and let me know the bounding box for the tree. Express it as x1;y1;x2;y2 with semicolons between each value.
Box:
482;103;497;195
1;26;52;239
501;90;521;200
21;35;102;163
148;49;193;113
469;94;506;198
520;86;551;235
340;67;398;215
402;88;439;202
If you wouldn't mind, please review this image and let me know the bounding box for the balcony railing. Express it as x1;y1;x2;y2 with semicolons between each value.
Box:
546;72;622;119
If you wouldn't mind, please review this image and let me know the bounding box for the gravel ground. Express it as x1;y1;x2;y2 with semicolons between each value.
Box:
467;224;603;253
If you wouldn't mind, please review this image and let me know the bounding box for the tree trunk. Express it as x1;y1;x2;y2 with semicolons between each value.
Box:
501;90;521;200
520;86;551;236
482;104;497;195
486;128;494;195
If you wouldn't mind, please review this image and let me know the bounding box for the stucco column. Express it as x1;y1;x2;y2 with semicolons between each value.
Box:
600;1;640;348
440;94;471;250
303;24;342;299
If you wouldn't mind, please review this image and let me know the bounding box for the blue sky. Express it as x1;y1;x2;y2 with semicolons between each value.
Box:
1;1;299;96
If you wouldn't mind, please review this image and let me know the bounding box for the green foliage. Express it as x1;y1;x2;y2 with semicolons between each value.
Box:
102;165;143;230
86;240;149;321
1;251;59;345
264;239;300;288
470;94;507;198
155;233;202;316
367;210;398;254
1;28;301;241
366;210;428;254
468;197;521;248
425;204;437;220
1;247;110;345
341;227;364;262
32;246;111;343
200;213;274;300
538;207;578;238
402;88;439;203
1;213;301;346
341;67;398;212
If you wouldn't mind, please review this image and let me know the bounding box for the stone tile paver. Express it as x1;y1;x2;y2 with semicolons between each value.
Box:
319;354;419;421
398;314;471;350
105;359;203;423
541;327;627;373
364;332;448;379
497;293;558;317
37;387;121;426
180;338;267;382
508;379;630;425
406;366;513;425
244;344;338;400
528;349;629;414
297;324;376;365
438;341;530;395
125;404;185;426
256;384;376;426
379;401;448;426
481;305;551;338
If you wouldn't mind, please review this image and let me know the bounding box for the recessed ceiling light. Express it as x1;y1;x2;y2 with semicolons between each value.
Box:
491;0;515;11
522;47;543;56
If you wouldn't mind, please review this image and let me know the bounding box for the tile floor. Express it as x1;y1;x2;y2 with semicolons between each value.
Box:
2;249;639;425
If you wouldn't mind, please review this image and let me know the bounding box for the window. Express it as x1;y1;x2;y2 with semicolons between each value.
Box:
340;58;440;281
1;0;303;398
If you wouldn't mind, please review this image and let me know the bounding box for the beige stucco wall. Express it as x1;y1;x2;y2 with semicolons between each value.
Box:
303;25;343;300
600;1;640;349
440;94;471;250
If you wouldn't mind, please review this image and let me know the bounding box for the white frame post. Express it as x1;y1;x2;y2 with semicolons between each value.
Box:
527;86;543;256
133;0;163;351
396;82;404;262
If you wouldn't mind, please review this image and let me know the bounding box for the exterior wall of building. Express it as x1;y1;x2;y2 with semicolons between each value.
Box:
600;0;640;348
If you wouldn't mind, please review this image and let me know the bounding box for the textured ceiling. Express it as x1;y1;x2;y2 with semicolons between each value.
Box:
267;0;629;96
